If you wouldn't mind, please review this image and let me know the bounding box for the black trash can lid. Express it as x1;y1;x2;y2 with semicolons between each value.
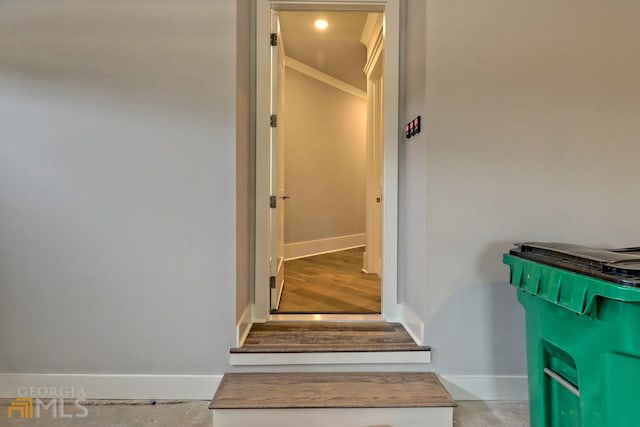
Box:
510;242;640;287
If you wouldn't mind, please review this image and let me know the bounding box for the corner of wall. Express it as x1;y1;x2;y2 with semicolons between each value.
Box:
399;303;425;346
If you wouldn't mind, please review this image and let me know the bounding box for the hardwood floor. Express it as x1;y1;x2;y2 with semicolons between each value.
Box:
277;247;381;314
210;372;455;409
232;322;430;353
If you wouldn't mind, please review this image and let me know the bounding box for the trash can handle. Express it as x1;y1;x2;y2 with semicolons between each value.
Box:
611;247;640;253
544;368;580;397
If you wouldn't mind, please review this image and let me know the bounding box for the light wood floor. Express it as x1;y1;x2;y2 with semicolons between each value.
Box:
232;321;430;353
210;372;456;409
276;247;381;314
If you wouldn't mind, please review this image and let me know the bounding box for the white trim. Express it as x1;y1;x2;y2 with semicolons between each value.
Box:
251;303;267;323
213;407;453;427
360;12;382;47
236;305;253;347
362;16;383;76
229;350;431;366
399;304;424;346
285;57;367;100
0;374;222;400
439;375;529;401
272;2;385;11
363;30;383;76
274;256;285;310
254;0;400;323
269;313;382;322
380;0;400;324
254;0;272;322
284;234;366;260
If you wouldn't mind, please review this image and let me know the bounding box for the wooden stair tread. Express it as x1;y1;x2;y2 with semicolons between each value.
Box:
209;372;456;409
231;322;430;353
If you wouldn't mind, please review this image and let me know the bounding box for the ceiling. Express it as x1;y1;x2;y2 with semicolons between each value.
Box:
279;11;376;92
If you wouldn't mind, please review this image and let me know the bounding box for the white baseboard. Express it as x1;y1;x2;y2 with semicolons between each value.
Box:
439;374;529;401
0;374;222;400
399;304;424;346
284;234;365;260
236;305;253;347
0;374;528;402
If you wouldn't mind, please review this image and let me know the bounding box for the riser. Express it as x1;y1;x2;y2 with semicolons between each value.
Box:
227;364;435;373
213;407;453;427
229;351;431;366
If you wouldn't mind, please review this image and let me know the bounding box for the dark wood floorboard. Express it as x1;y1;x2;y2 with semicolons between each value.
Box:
232;321;430;353
210;372;456;409
277;247;381;314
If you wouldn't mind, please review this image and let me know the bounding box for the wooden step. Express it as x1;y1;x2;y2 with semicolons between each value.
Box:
210;372;455;427
211;372;455;409
233;322;428;352
230;322;431;365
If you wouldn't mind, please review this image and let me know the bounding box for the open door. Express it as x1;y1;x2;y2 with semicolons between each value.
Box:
269;12;285;312
363;14;384;276
254;0;400;321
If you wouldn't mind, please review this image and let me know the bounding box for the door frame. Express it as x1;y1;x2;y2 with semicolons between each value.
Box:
253;0;401;322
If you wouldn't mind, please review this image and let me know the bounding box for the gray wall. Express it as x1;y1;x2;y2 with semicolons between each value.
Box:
398;0;640;376
236;0;254;322
283;69;367;244
0;0;236;374
398;0;429;330
3;0;640;387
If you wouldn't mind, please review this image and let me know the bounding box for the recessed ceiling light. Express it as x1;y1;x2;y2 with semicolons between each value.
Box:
314;19;328;30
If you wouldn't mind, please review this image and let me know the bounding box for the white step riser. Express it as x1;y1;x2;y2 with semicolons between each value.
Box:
213;407;453;427
230;351;431;366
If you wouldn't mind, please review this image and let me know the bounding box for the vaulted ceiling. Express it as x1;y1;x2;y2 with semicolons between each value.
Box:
278;11;373;92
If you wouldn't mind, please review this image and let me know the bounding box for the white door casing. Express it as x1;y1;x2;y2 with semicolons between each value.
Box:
254;0;400;322
269;12;286;311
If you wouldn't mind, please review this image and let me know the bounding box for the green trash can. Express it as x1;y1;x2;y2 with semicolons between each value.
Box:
504;243;640;427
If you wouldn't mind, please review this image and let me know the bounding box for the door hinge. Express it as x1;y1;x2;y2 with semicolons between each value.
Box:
270;33;278;46
270;114;277;128
270;195;277;208
269;275;276;289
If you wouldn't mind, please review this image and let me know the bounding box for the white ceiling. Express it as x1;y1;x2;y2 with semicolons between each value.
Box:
279;11;374;92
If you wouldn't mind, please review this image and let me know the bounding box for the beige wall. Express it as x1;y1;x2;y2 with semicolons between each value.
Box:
416;0;640;375
282;68;367;245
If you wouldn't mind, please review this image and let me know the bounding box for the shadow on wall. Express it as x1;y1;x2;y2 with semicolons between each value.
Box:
478;241;528;381
427;241;527;382
476;241;520;284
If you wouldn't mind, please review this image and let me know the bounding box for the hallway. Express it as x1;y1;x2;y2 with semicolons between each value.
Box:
277;247;381;313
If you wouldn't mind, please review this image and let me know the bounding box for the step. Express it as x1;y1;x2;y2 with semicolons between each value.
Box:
210;372;455;427
230;321;431;366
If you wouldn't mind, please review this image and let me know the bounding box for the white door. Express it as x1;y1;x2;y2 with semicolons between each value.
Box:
364;33;385;277
269;12;285;311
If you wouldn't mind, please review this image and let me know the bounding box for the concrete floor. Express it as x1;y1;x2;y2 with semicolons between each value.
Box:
453;401;530;426
1;399;529;426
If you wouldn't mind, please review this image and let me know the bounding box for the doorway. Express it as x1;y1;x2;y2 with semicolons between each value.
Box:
273;10;382;314
254;0;400;322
